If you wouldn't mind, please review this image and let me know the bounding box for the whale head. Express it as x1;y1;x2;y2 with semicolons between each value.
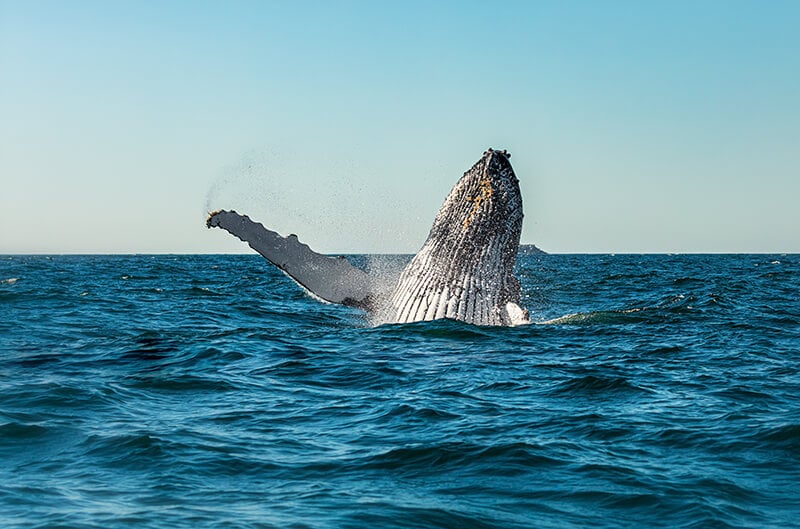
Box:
428;148;522;261
386;148;526;326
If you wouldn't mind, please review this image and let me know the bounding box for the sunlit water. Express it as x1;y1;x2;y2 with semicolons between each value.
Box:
1;254;798;528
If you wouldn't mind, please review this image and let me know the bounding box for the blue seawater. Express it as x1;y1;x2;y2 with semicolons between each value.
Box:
1;254;798;529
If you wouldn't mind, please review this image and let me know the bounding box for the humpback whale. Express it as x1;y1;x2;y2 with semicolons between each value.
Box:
207;148;529;326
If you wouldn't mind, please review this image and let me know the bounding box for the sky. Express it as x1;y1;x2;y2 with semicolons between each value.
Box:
1;0;798;254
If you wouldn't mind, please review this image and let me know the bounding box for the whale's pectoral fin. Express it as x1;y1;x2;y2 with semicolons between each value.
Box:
207;210;374;308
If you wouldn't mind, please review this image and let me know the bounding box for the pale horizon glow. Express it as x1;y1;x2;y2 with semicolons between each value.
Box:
2;1;799;254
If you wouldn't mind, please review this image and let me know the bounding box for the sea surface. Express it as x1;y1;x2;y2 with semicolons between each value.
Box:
1;253;798;529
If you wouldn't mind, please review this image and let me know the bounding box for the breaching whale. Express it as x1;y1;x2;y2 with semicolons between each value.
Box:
207;148;529;326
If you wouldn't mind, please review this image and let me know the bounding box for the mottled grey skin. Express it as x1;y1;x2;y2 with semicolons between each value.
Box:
207;148;528;326
386;149;525;325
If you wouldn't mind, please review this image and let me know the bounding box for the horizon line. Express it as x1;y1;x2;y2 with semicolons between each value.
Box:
3;251;798;256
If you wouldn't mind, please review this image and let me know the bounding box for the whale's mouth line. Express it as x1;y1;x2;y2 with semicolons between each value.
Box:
207;148;528;327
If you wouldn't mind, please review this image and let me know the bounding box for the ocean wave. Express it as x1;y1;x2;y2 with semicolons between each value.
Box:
2;254;798;529
554;374;652;395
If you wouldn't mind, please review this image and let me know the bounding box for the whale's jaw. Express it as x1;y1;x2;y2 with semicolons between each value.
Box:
386;149;527;326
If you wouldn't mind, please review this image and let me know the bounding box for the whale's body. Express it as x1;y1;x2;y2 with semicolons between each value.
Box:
207;149;529;326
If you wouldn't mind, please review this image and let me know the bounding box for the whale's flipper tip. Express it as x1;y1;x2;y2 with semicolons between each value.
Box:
207;209;240;229
206;210;223;228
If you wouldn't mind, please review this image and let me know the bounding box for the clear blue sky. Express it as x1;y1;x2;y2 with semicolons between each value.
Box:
2;0;798;253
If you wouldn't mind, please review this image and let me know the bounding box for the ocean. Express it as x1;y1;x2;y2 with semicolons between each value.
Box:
1;253;798;529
